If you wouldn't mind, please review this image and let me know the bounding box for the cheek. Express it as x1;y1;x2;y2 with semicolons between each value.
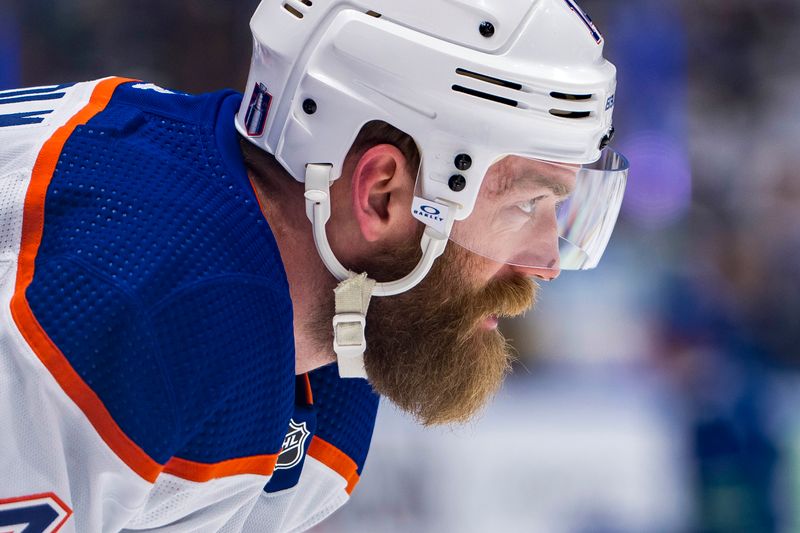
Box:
455;249;507;290
481;262;512;287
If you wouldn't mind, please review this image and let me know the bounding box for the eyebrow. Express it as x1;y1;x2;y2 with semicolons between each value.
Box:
505;174;573;199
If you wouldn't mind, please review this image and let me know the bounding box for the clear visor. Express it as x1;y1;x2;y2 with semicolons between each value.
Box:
449;148;628;274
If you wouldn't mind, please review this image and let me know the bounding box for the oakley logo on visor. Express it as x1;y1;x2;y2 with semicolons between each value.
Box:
419;205;441;216
412;197;450;235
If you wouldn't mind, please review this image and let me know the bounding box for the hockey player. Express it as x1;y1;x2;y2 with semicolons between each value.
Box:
0;0;628;531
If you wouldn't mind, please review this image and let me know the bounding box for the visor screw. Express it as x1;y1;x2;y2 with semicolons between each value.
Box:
302;98;317;115
454;153;472;171
479;21;495;38
449;174;467;192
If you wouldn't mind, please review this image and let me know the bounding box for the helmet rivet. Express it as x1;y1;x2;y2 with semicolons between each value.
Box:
303;98;317;115
454;153;472;171
449;174;467;192
479;21;495;38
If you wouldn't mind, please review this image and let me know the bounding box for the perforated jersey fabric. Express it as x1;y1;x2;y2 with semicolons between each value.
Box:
309;363;380;476
26;83;296;466
0;79;381;532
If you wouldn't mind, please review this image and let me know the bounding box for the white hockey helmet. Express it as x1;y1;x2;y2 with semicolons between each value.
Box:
236;0;628;294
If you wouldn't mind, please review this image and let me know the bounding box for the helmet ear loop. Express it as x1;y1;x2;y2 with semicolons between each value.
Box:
304;163;454;297
304;163;454;378
304;163;351;280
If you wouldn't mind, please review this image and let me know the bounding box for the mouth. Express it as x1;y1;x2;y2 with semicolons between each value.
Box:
482;314;500;330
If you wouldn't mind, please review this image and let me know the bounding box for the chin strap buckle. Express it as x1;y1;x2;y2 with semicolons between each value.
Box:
333;313;367;377
333;273;376;379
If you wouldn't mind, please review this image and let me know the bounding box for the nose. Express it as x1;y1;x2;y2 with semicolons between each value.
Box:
514;203;561;280
510;261;561;281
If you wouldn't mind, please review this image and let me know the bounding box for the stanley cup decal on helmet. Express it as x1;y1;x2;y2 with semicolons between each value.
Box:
244;82;272;137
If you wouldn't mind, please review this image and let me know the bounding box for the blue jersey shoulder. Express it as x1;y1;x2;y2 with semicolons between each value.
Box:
310;364;380;475
265;366;379;494
26;80;295;465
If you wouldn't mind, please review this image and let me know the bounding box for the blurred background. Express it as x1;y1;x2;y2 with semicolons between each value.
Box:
2;0;799;531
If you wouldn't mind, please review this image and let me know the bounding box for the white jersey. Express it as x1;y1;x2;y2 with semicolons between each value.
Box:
0;78;379;532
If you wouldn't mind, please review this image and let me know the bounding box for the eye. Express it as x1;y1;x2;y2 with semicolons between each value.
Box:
515;196;546;215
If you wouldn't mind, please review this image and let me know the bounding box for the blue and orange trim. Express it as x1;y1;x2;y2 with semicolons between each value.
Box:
307;437;360;495
0;492;72;533
10;77;280;484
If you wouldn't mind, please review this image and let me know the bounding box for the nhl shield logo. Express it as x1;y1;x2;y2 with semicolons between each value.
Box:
275;419;311;470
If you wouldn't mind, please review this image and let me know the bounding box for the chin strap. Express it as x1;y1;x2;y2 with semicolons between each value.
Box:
304;163;453;379
333;273;375;378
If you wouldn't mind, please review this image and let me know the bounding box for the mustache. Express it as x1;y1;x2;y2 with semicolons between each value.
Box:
363;237;539;321
459;274;538;319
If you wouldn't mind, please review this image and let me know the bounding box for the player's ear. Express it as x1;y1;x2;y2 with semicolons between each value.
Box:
350;144;417;243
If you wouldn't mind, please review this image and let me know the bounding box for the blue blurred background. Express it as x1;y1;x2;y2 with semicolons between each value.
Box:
4;1;799;531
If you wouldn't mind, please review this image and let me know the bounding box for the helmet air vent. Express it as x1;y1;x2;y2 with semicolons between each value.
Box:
550;91;593;101
549;109;591;119
549;91;593;118
456;68;523;91
452;85;518;108
283;0;312;19
452;68;523;108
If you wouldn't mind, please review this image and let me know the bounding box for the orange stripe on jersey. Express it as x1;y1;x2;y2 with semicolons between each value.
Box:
10;77;284;486
302;373;314;405
164;453;279;483
7;77;170;483
307;437;360;495
7;77;171;483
